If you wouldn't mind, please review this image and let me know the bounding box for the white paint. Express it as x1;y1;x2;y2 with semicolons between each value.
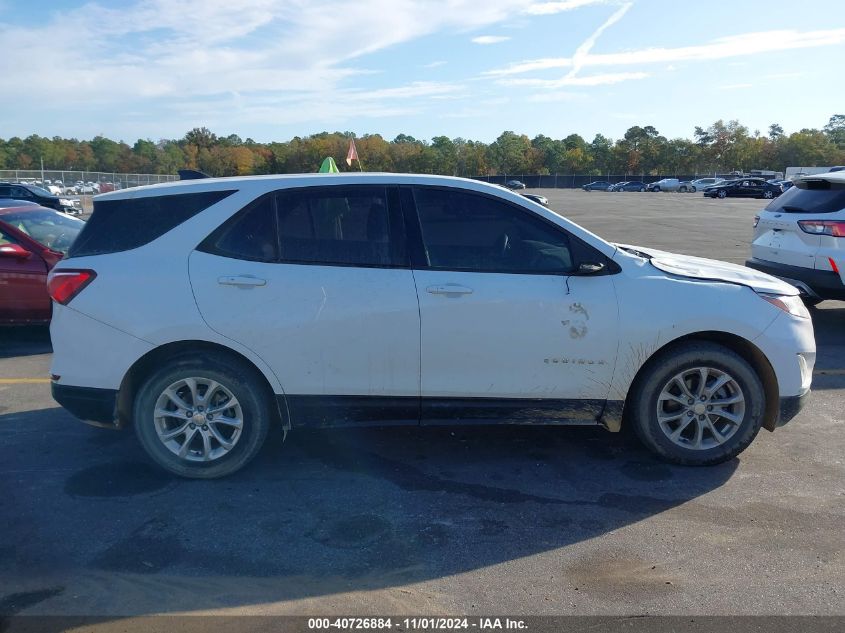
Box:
50;173;815;416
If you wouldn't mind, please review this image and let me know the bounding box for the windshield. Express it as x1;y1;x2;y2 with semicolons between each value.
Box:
1;209;84;254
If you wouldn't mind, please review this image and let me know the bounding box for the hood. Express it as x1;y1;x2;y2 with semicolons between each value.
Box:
616;244;799;295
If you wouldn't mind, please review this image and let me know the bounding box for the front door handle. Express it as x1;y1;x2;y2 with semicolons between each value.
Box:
218;275;267;287
426;284;473;296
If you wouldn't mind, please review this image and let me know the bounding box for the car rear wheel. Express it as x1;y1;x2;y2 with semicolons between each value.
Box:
679;186;688;193
763;190;774;199
690;186;697;192
717;190;727;198
630;342;765;466
639;187;645;192
133;353;272;478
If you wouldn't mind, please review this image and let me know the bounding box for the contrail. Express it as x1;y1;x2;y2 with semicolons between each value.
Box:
565;1;633;79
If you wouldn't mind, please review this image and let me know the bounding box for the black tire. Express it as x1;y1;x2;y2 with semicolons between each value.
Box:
690;186;697;192
133;352;272;478
629;342;766;466
763;190;774;199
679;186;688;193
639;187;645;192
653;186;661;192
717;189;727;199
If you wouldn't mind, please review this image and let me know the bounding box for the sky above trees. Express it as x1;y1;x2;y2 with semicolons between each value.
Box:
1;1;844;143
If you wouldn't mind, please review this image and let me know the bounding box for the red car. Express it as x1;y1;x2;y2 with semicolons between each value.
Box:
0;204;84;324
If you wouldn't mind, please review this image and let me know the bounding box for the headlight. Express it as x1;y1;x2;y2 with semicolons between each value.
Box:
758;293;810;319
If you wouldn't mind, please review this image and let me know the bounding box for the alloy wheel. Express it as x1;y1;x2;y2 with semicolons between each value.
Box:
153;377;244;462
655;367;745;450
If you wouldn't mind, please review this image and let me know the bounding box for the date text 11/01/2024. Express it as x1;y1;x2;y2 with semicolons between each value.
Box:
307;617;528;630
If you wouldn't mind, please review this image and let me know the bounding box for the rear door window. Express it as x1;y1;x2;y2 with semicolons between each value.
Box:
765;180;845;214
275;186;406;267
203;195;277;262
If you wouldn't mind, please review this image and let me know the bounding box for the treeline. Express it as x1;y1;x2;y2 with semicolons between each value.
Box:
2;116;843;177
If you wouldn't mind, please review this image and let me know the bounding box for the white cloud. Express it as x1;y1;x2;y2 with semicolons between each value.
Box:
502;72;648;87
0;0;534;131
524;0;608;15
472;35;512;44
486;27;845;76
526;90;585;102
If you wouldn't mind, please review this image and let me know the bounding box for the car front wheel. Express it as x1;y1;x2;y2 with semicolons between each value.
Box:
630;342;765;465
133;353;272;478
763;190;774;199
690;186;697;192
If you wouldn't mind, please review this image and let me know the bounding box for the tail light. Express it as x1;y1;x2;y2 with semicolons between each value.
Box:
47;269;96;305
753;215;760;228
797;220;845;237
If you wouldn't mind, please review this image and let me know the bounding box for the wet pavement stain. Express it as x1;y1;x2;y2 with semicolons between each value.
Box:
620;460;675;482
64;461;173;497
310;514;392;549
0;586;64;616
415;523;450;547
92;518;181;574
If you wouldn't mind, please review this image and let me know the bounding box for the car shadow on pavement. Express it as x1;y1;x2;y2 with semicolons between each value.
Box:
0;325;52;359
0;406;737;615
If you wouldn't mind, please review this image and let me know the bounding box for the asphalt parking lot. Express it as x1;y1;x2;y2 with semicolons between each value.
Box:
1;190;843;619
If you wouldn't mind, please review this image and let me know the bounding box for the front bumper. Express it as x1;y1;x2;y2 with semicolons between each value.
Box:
777;389;810;428
52;382;119;428
746;258;845;301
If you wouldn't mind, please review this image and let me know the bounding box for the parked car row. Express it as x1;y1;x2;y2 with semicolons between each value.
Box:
582;178;728;193
11;178;120;195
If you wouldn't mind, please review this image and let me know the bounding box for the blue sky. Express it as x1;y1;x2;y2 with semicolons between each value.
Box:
2;0;844;143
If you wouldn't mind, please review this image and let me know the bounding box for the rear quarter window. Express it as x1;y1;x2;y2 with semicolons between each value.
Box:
69;190;235;257
765;180;845;214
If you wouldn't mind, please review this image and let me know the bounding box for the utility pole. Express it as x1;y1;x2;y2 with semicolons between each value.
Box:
40;157;45;183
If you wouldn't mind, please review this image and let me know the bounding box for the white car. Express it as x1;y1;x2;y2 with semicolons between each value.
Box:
680;178;724;193
48;174;815;478
646;178;681;192
747;170;845;305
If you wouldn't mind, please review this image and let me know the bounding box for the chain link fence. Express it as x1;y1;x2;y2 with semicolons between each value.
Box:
0;169;176;193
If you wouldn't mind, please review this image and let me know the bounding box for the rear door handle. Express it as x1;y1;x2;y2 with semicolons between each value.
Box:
426;284;473;296
218;275;267;287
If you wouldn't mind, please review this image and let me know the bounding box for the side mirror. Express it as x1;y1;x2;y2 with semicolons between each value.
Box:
576;261;605;275
0;243;33;259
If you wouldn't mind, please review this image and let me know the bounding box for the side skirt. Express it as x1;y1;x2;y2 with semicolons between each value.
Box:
280;395;614;429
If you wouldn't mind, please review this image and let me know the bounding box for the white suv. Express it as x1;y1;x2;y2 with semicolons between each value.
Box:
48;174;815;478
747;171;845;305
